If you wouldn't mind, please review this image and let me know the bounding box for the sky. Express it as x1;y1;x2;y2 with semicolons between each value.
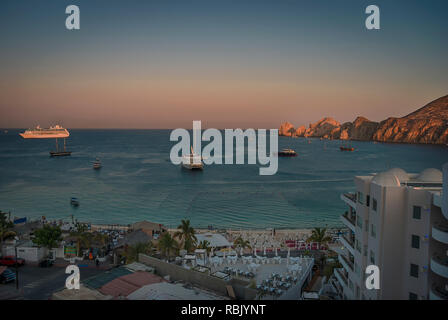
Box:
0;0;447;129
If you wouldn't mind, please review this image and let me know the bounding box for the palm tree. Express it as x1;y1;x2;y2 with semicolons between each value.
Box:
70;229;93;257
158;233;179;260
233;236;251;255
174;219;197;252
197;240;211;254
306;227;332;249
0;211;14;244
0;229;16;243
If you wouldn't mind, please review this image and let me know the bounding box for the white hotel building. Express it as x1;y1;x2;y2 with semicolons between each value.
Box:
333;164;448;300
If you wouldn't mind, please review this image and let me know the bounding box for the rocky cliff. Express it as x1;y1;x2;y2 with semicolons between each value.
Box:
279;94;448;144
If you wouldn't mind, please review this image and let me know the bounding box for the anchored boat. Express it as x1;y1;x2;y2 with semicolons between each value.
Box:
93;158;102;170
278;148;298;157
20;125;69;139
182;146;203;170
70;197;80;207
340;140;355;152
50;137;72;157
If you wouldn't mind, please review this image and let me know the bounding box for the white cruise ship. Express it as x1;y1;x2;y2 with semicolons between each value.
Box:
19;125;70;139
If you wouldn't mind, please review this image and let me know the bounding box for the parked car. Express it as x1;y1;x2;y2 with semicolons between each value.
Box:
0;256;25;267
0;268;16;284
38;259;54;268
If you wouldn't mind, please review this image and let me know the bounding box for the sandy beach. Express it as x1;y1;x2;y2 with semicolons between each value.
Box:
166;227;342;251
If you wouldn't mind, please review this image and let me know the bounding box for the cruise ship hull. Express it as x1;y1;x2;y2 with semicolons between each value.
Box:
20;132;70;139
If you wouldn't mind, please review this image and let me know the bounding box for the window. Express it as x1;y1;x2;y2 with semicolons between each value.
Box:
370;250;375;264
358;192;364;205
411;235;420;249
366;195;370;207
413;206;421;220
409;292;418;300
372;198;377;211
410;264;419;278
371;224;376;238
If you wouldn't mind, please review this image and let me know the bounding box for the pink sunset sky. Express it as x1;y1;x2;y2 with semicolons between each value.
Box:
1;1;446;129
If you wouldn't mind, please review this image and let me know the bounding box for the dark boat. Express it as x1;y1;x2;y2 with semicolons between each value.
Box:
340;141;355;152
70;197;79;207
50;137;72;157
278;149;298;157
50;151;72;157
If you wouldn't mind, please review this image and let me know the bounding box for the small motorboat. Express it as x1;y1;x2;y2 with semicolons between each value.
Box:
93;158;102;170
70;197;80;207
340;145;355;152
340;140;355;152
278;149;298;157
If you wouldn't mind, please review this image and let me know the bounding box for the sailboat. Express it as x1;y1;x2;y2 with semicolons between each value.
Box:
182;146;203;170
50;137;72;157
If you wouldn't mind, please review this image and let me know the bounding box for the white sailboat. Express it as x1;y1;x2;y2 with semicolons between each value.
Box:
182;146;203;170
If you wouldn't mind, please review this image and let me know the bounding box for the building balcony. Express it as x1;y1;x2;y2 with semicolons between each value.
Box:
339;254;354;272
430;254;448;278
340;213;356;232
334;268;348;288
341;193;357;209
429;284;448;300
340;234;355;256
432;222;448;244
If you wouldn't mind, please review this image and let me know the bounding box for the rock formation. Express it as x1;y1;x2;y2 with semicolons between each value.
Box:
279;94;448;144
279;122;295;136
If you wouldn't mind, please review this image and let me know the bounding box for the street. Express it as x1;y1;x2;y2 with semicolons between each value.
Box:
0;264;107;300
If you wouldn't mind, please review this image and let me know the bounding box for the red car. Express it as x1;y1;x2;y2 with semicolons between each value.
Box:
0;256;25;267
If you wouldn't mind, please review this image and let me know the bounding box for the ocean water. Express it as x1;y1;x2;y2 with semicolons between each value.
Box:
0;129;447;229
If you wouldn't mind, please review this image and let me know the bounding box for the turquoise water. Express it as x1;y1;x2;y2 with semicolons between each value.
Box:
0;129;447;229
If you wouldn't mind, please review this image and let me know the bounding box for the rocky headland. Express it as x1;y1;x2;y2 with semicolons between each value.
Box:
279;95;448;144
